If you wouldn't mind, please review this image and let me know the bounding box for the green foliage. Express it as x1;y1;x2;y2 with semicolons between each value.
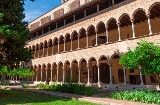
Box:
0;66;8;76
22;83;29;88
120;40;160;74
17;68;35;79
109;90;160;104
37;83;97;96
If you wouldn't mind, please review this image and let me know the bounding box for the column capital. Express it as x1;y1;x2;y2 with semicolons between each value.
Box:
130;18;135;23
78;34;81;38
146;14;151;19
116;22;121;27
63;38;66;42
96;64;100;67
78;65;81;69
95;30;98;33
87;65;89;68
86;32;88;36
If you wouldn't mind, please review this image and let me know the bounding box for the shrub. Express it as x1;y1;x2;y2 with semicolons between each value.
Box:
108;90;160;104
22;83;29;88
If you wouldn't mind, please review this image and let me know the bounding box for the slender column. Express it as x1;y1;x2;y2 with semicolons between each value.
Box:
109;64;113;84
106;27;109;43
62;67;65;82
70;66;72;81
51;66;53;82
147;14;153;35
97;5;99;12
52;45;54;55
70;38;73;51
58;41;60;53
117;23;121;41
63;38;66;52
112;0;115;5
78;65;81;83
130;19;136;38
64;20;66;25
123;66;126;85
56;23;58;29
86;32;88;48
95;30;98;46
42;46;44;57
139;66;144;85
41;67;43;82
34;48;36;58
36;69;38;81
97;64;100;83
78;35;80;49
84;10;86;17
45;69;47;82
87;65;90;84
57;67;59;82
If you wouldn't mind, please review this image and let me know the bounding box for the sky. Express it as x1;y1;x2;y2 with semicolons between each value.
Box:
24;0;61;23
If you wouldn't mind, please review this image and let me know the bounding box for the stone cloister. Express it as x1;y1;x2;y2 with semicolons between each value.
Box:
26;0;160;86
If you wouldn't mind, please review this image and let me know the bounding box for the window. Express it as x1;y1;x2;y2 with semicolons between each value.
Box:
118;69;124;82
150;76;157;83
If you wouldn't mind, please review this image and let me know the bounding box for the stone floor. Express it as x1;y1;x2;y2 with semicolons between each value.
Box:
0;85;157;105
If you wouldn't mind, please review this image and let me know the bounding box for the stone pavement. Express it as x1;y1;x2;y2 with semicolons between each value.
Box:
0;85;157;105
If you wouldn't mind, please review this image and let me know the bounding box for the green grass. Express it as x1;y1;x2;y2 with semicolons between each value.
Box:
0;89;99;105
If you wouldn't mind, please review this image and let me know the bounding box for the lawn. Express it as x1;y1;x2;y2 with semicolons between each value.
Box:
0;89;98;105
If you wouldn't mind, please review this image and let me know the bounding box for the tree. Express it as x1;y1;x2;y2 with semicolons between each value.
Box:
119;40;160;86
0;0;33;69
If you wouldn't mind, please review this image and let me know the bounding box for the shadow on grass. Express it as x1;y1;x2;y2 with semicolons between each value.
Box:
0;89;95;105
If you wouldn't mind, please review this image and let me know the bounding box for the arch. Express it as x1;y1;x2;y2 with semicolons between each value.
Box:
79;58;87;64
87;25;96;46
65;33;71;52
71;59;78;65
118;13;131;23
96;21;106;44
71;30;78;39
53;37;58;54
65;60;70;65
32;45;35;50
98;55;108;61
106;18;117;31
88;57;97;63
53;37;58;44
48;38;53;46
110;54;120;60
96;21;106;30
52;62;57;66
44;40;48;47
79;28;87;49
58;61;63;66
132;8;146;18
59;35;64;53
79;27;86;35
36;43;39;50
71;30;78;50
87;25;95;32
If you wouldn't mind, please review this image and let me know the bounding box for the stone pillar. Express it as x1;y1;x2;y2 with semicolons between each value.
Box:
106;27;109;43
45;69;47;82
84;10;86;17
41;67;43;82
36;69;38;81
78;35;80;49
112;0;115;5
58;40;60;53
70;38;73;51
117;23;121;41
57;67;59;82
97;5;99;12
130;19;136;38
97;64;101;83
62;67;65;82
95;30;98;46
86;32;88;48
63;38;66;52
139;65;144;85
147;14;153;35
70;66;72;81
87;65;90;84
78;65;81;83
123;66;126;85
109;64;112;84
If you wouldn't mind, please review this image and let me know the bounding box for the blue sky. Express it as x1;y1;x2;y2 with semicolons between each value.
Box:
24;0;61;23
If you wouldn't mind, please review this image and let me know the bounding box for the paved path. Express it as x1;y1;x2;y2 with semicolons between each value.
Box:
0;85;157;105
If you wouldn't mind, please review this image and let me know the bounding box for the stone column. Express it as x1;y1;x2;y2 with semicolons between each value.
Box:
84;10;86;17
106;27;109;43
45;69;47;82
78;65;81;83
97;5;99;12
62;67;65;82
139;65;144;85
95;30;98;46
130;19;136;38
112;0;115;5
70;37;73;51
87;65;90;84
57;67;59;82
147;14;153;35
117;23;121;41
36;69;38;81
123;66;126;85
97;64;101;83
86;32;88;48
51;67;53;81
70;66;72;81
78;34;80;49
41;67;43;82
63;38;66;52
58;40;60;53
109;64;113;84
